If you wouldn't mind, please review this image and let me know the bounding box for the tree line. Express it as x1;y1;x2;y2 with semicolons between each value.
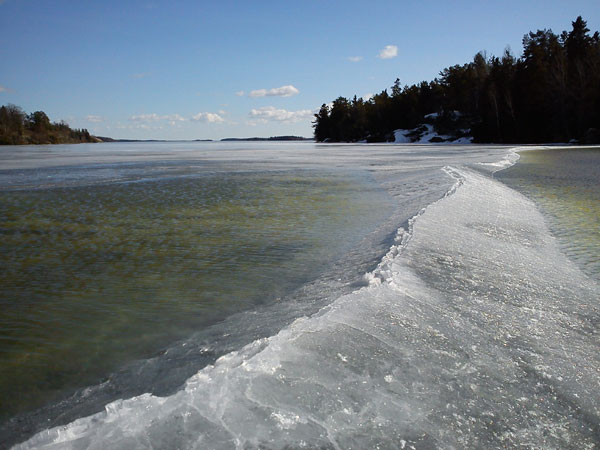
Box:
0;104;97;145
313;17;600;144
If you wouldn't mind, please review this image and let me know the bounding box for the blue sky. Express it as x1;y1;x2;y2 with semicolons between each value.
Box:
1;0;598;140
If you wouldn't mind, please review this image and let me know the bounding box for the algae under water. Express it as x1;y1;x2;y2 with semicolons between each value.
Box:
0;169;393;420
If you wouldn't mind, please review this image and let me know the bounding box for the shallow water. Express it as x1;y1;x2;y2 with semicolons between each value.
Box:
497;147;600;281
0;167;396;421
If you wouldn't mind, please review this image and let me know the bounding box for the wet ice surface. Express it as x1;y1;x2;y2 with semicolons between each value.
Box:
4;143;599;448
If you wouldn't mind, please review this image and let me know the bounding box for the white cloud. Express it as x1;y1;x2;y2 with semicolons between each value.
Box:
0;85;8;93
85;115;104;123
129;113;186;124
378;45;398;59
248;85;299;98
191;112;224;123
347;56;363;63
235;90;245;97
249;106;313;123
166;114;186;127
165;114;186;122
130;113;162;122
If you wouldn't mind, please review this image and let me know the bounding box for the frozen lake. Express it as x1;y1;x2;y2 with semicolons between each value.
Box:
1;142;598;448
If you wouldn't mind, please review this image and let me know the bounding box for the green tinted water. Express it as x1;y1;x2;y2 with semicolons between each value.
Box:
497;148;600;280
0;170;393;419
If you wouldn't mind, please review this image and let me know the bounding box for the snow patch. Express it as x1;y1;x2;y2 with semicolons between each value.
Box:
393;124;472;144
393;129;412;143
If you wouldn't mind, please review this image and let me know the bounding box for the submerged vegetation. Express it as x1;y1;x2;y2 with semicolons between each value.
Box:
0;105;98;145
314;17;600;144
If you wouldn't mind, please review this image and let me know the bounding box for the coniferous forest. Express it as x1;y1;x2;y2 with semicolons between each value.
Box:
0;105;97;145
313;17;600;144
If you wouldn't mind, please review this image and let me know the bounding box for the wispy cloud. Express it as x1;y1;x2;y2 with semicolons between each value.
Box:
130;113;163;122
191;112;225;123
85;115;104;123
249;106;313;123
132;72;151;79
0;85;9;93
347;56;363;63
166;114;186;122
378;45;398;59
164;114;186;126
248;85;299;98
127;111;229;126
235;90;245;97
129;113;186;124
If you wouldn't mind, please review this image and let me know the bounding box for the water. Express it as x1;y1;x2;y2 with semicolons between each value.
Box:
1;142;599;448
0;169;395;422
497;147;600;281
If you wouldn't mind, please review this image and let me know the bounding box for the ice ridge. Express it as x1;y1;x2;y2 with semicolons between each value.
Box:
365;165;464;289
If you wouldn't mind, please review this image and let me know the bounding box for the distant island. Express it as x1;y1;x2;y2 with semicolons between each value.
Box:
0;105;98;145
220;136;312;142
94;136;312;143
313;16;600;144
94;137;215;143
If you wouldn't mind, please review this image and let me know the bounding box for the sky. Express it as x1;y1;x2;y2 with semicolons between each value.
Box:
0;0;598;140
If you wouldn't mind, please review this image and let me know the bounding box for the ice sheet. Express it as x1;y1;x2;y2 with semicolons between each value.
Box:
14;150;600;448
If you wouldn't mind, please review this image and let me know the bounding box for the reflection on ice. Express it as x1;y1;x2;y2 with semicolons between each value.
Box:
16;159;600;448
